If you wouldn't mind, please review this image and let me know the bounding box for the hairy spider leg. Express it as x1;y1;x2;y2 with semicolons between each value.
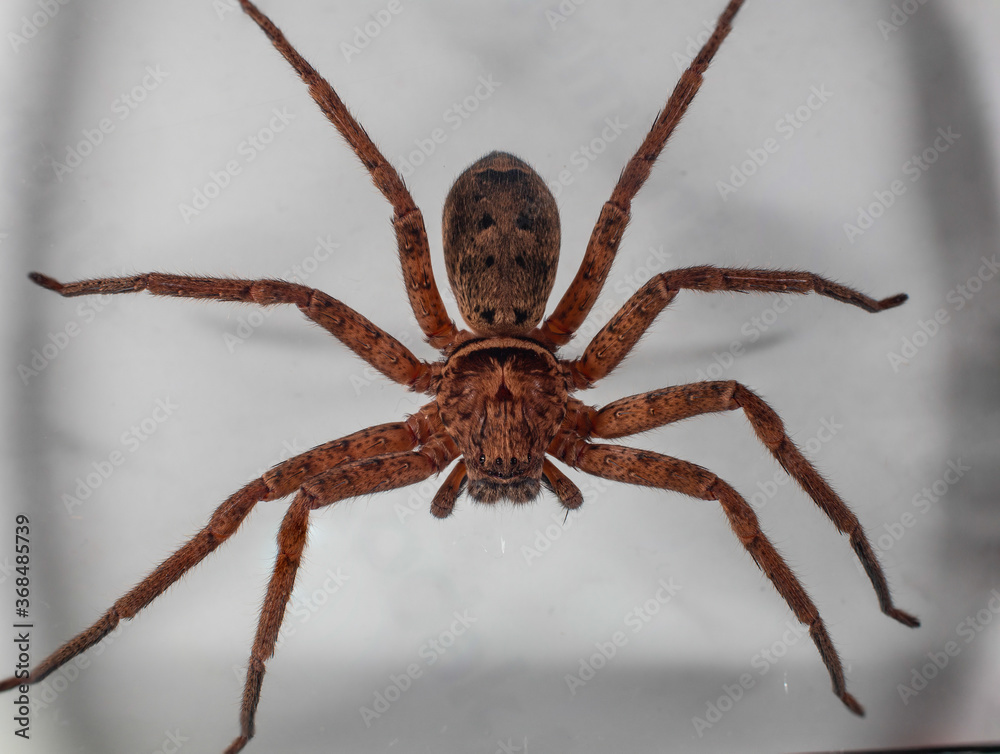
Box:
564;265;907;387
29;272;437;392
226;443;456;754
0;420;423;693
538;0;747;347
238;0;459;349
588;382;920;626
552;437;865;716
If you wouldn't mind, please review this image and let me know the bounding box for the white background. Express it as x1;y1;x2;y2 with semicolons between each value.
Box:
2;1;999;752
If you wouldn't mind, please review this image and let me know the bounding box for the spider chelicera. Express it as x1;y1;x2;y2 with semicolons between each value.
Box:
2;0;919;750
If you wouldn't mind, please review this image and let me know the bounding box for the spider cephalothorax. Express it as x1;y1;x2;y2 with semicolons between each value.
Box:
4;2;921;751
437;338;569;503
442;151;560;335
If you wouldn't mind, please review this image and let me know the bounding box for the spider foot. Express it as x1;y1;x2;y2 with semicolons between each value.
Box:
28;272;64;293
224;735;249;754
842;692;865;717
878;293;908;310
887;607;920;628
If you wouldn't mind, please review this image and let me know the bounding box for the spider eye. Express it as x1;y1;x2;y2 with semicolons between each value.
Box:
479;455;486;466
510;457;518;467
526;453;531;463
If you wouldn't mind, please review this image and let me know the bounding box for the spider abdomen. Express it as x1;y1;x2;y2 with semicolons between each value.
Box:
442;151;560;336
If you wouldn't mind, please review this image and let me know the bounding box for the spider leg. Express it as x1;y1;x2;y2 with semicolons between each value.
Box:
225;445;455;754
554;438;864;715
563;265;907;387
29;272;437;392
0;419;421;693
237;0;459;349
588;383;919;627
538;0;746;347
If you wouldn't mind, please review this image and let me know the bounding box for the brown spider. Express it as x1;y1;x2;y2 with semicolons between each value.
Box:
2;0;919;750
